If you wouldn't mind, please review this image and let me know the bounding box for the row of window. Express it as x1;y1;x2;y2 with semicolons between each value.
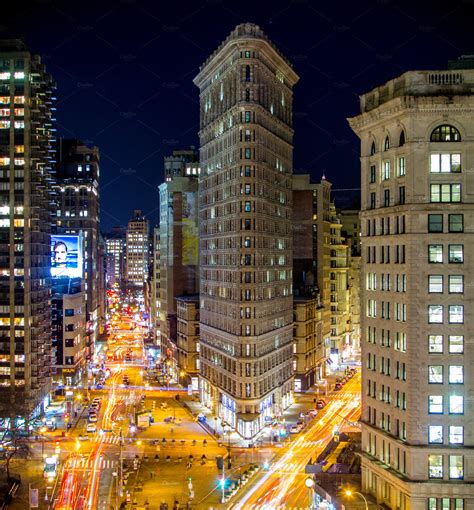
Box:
428;334;463;354
366;273;407;292
428;214;463;233
428;425;463;445
428;365;463;384
366;327;406;351
366;245;406;264
428;498;464;510
428;275;463;293
428;305;464;324
428;395;463;414
366;215;406;236
428;244;463;263
428;454;463;479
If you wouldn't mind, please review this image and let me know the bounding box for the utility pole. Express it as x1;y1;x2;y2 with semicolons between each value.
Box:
221;459;225;504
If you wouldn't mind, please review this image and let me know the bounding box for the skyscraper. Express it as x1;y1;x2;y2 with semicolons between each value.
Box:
0;40;55;417
55;138;100;354
348;60;474;509
194;23;299;438
104;227;126;286
125;210;149;289
158;149;199;380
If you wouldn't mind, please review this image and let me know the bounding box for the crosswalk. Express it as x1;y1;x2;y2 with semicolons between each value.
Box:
65;457;118;470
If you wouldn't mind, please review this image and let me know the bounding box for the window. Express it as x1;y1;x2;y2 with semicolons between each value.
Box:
244;111;251;122
244;201;251;212
428;395;443;414
398;186;405;204
448;214;463;232
428;305;443;323
428;214;443;233
384;136;390;151
428;245;443;263
449;366;463;384
430;153;461;173
448;275;463;294
448;245;463;263
428;365;443;384
245;65;251;82
429;335;443;353
64;309;74;317
370;141;376;155
428;425;443;444
430;184;461;203
370;165;376;183
430;125;461;142
448;305;463;324
397;156;406;177
244;148;251;159
449;426;463;444
244;184;251;195
449;456;463;479
382;161;390;180
449;395;463;414
448;335;463;354
399;130;405;146
384;189;390;207
370;192;376;209
428;454;443;478
244;166;251;177
428;275;443;293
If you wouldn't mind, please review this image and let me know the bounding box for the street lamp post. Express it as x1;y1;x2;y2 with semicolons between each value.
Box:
345;489;369;510
305;477;315;509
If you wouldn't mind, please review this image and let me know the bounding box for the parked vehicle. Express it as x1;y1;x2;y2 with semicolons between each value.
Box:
88;413;98;423
86;423;97;433
335;382;343;390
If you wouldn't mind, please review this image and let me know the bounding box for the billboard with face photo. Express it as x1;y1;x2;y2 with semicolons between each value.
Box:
51;235;83;278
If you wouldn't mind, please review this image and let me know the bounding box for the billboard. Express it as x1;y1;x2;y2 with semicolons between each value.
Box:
51;235;83;278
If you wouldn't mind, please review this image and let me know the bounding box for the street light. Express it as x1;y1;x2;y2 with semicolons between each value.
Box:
305;477;315;510
345;489;369;510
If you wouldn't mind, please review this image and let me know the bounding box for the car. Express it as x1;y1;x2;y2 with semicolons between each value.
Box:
308;409;318;417
289;426;300;434
316;399;327;409
88;414;98;423
86;423;97;433
335;382;343;391
92;398;101;404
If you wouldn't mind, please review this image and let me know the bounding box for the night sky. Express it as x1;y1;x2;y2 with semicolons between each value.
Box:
3;0;474;230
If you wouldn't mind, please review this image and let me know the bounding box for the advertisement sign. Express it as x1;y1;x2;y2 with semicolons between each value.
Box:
29;488;39;508
51;234;83;278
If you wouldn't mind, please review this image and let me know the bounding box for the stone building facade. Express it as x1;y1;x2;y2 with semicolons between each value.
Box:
194;23;299;438
348;62;474;509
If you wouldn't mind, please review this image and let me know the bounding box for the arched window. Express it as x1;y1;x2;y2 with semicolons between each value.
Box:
399;130;405;147
245;65;251;82
384;136;390;151
370;141;376;155
431;125;461;142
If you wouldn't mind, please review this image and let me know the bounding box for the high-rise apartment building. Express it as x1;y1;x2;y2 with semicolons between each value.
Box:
150;227;160;345
348;61;474;509
176;294;200;389
194;23;299;438
55;138;100;352
125;210;149;289
104;227;126;286
158;149;199;379
0;41;55;417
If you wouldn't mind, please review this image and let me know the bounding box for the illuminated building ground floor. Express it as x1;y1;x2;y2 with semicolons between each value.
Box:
199;376;293;439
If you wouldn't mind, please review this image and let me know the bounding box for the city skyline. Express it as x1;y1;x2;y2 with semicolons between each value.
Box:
2;0;473;230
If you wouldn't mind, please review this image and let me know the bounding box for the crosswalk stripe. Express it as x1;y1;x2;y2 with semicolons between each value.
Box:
66;458;117;469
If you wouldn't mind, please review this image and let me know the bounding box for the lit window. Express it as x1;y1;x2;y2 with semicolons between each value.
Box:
430;153;461;173
449;275;463;294
448;335;463;354
428;395;443;414
431;125;461;142
0;121;10;129
382;161;390;180
13;108;24;116
430;184;461;203
14;96;25;104
0;157;10;166
449;366;463;384
244;201;251;213
449;426;463;444
0;73;11;80
428;454;443;478
449;455;463;479
448;245;463;263
428;245;443;263
428;305;443;323
13;72;24;79
0;97;9;104
428;425;443;444
428;335;443;353
0;109;9;116
449;395;463;414
14;121;24;129
428;275;443;293
448;305;463;324
397;157;406;176
428;365;443;384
